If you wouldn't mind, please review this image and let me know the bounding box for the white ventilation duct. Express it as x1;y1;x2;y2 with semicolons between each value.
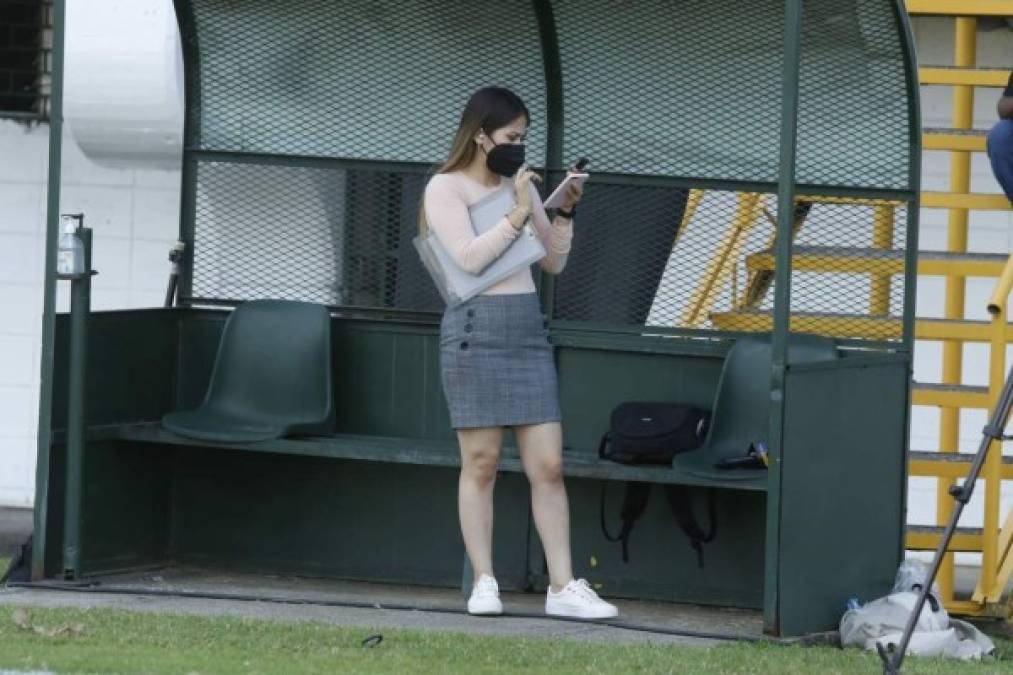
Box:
64;0;183;168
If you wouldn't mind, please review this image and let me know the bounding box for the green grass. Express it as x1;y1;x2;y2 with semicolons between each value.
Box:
0;605;1011;674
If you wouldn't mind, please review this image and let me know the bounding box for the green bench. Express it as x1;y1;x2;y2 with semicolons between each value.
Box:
38;304;910;636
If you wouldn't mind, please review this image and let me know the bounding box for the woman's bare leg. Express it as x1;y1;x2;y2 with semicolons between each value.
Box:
514;421;573;591
457;426;504;583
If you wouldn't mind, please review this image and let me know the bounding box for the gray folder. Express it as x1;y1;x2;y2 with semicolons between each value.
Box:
414;185;546;307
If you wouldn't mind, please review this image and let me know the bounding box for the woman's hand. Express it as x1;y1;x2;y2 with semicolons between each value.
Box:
513;166;541;213
560;169;586;211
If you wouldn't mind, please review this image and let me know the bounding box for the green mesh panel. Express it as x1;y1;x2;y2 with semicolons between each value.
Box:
553;187;777;329
553;187;911;345
192;160;440;310
553;0;912;189
553;1;785;182
189;0;547;165
786;197;910;343
178;0;918;345
796;0;912;190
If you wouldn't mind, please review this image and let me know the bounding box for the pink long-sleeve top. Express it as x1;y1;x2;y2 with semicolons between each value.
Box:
423;171;574;295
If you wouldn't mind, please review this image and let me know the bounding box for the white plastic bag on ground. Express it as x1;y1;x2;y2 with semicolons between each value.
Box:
892;559;943;597
839;562;995;661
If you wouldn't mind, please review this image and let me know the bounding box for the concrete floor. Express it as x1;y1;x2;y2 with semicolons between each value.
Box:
0;505;768;646
0;505;997;647
1;564;768;646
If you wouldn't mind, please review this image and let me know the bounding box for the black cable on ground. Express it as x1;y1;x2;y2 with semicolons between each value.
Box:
5;579;780;644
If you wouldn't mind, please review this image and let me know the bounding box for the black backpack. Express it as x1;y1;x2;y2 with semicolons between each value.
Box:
598;402;716;567
598;401;710;464
599;482;716;568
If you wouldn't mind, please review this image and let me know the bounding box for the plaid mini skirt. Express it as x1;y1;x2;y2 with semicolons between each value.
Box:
439;292;562;429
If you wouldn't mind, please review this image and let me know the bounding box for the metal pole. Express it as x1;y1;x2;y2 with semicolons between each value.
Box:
32;0;67;581
61;227;93;580
891;0;923;591
762;0;803;634
532;0;563;322
892;0;922;353
881;365;1013;674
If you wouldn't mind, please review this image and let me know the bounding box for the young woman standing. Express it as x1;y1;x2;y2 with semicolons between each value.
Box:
421;87;618;619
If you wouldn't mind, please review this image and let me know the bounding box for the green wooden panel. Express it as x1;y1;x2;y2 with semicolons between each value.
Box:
42;309;179;577
331;323;450;439
79;441;173;575
776;355;908;636
50;309;179;430
167;446;532;590
558;477;765;608
87;436;766;607
40;440;173;578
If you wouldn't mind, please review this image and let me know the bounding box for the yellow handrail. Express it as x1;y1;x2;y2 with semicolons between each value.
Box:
906;0;1013;16
987;254;1013;316
680;192;764;327
974;254;1010;602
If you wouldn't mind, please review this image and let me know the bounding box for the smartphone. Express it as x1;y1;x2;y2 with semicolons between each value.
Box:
544;157;591;209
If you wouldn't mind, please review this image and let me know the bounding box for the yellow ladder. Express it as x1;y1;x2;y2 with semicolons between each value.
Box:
904;0;1013;617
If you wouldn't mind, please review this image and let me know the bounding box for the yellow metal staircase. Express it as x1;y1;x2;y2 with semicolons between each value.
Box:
902;1;1013;617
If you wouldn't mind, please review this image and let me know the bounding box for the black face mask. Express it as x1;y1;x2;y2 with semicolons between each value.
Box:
484;140;526;177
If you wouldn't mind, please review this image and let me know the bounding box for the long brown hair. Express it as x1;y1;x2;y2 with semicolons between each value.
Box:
419;87;530;234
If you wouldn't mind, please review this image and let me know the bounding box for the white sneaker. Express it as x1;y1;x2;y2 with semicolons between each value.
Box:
467;574;503;615
545;578;619;619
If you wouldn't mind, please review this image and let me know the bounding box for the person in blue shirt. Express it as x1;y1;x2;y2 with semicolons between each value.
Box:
986;72;1013;201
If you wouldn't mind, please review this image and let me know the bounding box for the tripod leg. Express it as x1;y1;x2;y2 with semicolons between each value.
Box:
883;365;1013;673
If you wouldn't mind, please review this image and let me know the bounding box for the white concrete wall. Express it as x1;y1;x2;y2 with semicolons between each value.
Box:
0;0;182;508
0;120;180;507
0;11;1011;574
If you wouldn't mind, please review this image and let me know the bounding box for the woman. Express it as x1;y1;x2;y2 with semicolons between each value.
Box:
421;87;618;619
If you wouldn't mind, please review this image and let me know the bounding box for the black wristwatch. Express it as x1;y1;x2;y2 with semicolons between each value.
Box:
556;205;576;220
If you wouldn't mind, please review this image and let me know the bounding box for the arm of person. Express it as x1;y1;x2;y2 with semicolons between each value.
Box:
999;73;1013;119
528;182;573;275
424;177;525;276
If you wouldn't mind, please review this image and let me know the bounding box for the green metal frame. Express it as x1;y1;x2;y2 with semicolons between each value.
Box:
763;0;805;631
894;0;924;355
893;0;924;586
60;227;94;579
175;0;200;305
532;0;564;320
168;0;923;340
32;0;66;581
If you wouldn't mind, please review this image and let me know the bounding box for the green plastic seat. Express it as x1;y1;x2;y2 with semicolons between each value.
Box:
672;333;838;486
162;300;335;442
